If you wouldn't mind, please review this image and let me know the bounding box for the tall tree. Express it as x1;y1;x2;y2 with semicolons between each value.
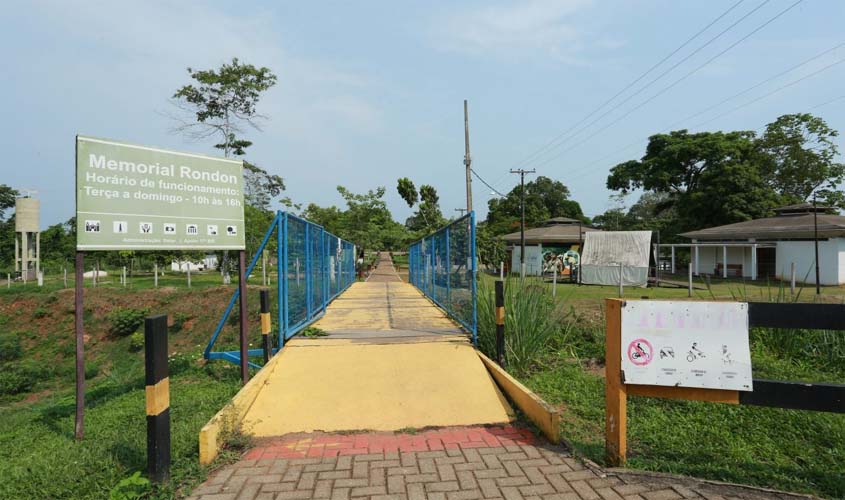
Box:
172;58;277;158
396;178;445;233
485;176;585;235
757;113;845;208
0;185;18;221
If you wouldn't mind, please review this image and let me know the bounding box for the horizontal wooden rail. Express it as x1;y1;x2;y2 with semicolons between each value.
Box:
748;302;845;330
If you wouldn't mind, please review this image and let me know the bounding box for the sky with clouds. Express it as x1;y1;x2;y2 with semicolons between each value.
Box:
4;0;845;228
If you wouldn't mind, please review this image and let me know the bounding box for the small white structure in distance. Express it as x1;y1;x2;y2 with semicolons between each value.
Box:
510;245;545;276
171;254;219;272
580;231;653;287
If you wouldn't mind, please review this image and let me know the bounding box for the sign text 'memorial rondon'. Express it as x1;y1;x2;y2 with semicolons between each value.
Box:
76;135;245;250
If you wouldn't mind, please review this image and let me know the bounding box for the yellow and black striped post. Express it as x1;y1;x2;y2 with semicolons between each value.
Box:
260;289;272;364
495;280;506;367
144;315;170;483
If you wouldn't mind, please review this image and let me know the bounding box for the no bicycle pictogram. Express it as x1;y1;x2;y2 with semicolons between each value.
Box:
627;338;653;366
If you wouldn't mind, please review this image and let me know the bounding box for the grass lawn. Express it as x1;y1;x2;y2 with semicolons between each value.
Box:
0;355;243;499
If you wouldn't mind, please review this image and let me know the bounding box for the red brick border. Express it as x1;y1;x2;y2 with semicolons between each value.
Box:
244;426;536;460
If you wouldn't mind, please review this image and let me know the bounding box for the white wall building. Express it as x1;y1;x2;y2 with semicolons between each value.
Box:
171;254;219;272
664;204;845;285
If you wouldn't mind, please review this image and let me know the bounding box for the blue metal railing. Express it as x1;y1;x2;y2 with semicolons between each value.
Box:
204;211;356;368
408;212;478;345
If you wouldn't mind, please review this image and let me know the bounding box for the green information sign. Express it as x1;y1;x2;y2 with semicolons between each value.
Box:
76;135;245;250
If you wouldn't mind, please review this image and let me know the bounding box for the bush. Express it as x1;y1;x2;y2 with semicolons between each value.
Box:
477;277;566;376
0;361;46;395
0;333;22;362
85;362;100;379
128;332;144;353
171;312;191;333
108;308;148;337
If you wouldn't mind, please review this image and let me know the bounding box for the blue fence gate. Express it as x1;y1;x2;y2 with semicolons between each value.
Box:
408;212;478;344
204;211;356;368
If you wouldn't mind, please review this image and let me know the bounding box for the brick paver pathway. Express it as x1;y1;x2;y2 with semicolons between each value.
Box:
188;426;805;500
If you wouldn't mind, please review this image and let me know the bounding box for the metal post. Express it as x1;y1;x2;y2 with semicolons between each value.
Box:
722;246;728;279
791;262;796;297
154;263;158;288
470;211;478;346
464;100;473;213
145;315;170;484
671;246;676;274
618;262;624;298
282;213;289;345
123;266;127;287
445;226;451;308
63;267;68;288
688;261;693;298
305;224;312;318
751;244;758;281
500;261;504;280
260;289;271;364
694;246;699;276
495;280;505;367
238;250;249;384
277;212;284;348
262;251;267;287
74;252;85;439
187;265;191;288
552;264;557;297
6;273;10;289
813;193;820;294
655;231;660;284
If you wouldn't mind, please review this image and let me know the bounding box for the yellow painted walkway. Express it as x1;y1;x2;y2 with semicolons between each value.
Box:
239;254;513;437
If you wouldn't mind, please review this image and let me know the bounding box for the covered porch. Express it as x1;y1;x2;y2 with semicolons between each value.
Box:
655;242;777;281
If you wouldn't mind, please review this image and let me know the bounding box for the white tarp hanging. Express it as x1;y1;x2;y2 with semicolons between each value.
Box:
581;231;652;287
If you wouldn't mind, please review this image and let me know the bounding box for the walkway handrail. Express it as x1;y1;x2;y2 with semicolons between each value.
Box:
204;211;356;367
408;212;478;345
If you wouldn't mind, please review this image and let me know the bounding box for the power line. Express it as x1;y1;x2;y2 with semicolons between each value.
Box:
531;0;805;169
570;41;845;175
519;0;771;170
690;56;845;129
511;0;748;171
471;168;508;198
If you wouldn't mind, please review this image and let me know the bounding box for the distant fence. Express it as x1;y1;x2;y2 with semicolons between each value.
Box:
204;211;356;368
408;212;478;344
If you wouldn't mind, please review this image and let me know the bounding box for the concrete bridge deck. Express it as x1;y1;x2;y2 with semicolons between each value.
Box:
237;253;512;438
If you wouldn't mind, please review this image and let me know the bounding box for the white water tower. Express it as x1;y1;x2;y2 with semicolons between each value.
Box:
14;194;40;280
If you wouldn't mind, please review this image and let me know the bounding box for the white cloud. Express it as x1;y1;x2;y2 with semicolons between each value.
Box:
429;0;600;63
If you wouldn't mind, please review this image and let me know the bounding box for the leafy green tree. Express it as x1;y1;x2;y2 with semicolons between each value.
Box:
171;58;277;157
396;178;445;233
485;176;586;235
757;113;845;208
396;178;418;208
477;223;507;270
243;161;288;210
0;185;18;221
606;129;784;232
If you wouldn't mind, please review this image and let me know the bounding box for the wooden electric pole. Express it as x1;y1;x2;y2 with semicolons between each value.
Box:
464;100;473;213
455;208;468;217
813;193;820;295
510;168;536;277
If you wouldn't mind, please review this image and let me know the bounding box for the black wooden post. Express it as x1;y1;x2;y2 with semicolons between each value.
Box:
495;280;506;367
238;250;249;383
260;289;271;364
144;315;170;483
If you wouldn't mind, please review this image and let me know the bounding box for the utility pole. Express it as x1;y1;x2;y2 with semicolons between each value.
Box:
463;99;473;213
510;168;536;278
455;208;468;218
813;193;820;295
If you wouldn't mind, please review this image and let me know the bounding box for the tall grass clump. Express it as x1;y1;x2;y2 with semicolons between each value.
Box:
478;277;567;375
